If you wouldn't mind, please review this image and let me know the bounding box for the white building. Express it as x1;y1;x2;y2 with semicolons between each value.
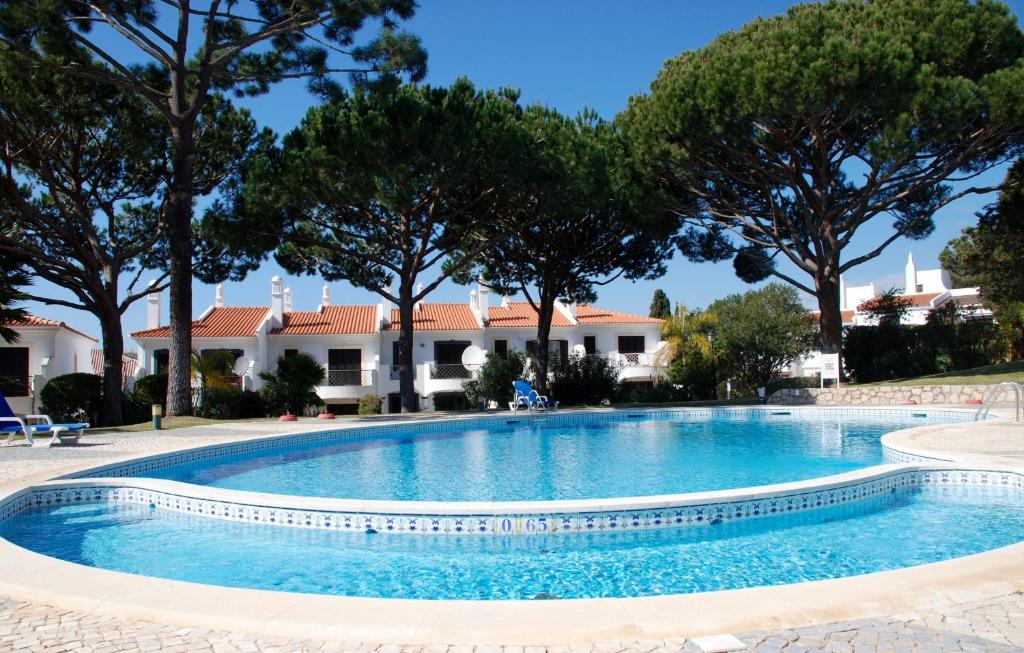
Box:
131;278;666;413
0;315;97;414
791;252;991;377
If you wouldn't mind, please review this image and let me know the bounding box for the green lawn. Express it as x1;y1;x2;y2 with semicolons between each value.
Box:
88;416;282;433
862;361;1024;387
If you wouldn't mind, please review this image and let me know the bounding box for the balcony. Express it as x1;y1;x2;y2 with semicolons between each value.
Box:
326;368;375;387
614;352;657;367
430;363;472;380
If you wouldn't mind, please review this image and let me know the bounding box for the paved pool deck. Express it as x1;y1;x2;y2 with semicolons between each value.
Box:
0;406;1022;653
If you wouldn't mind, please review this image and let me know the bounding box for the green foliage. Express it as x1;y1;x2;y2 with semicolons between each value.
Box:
39;373;102;425
196;388;267;420
191;350;238;390
705;284;816;392
133;374;168;408
843;305;1005;383
941;159;1024;357
549;353;620;406
358;393;383;416
0;217;28;344
615;381;687;404
863;289;913;327
649;289;671;319
258;353;325;416
624;0;1024;354
661;304;719;399
468;350;529;407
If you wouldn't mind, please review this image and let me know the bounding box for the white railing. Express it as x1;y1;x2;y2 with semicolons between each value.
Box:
430;363;472;380
976;381;1023;422
614;352;657;367
326;368;375;387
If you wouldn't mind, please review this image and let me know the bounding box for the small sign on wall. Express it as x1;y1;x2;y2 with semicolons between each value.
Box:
821;353;841;387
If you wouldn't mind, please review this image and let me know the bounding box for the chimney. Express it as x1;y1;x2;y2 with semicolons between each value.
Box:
271;275;284;324
214;283;224;308
478;278;490;322
283;287;293;313
146;281;161;330
905;252;917;294
321;283;331;307
415;282;423;312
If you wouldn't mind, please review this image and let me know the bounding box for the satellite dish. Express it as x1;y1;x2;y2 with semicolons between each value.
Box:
572;344;587;357
461;345;486;371
233;355;251;376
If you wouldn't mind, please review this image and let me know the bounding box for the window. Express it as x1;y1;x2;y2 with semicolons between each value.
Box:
617;336;645;354
327;349;362;386
283;349;299;359
583;335;597;355
916;284;923;293
153;349;169;375
493;339;508;359
0;348;29;397
526;339;569;360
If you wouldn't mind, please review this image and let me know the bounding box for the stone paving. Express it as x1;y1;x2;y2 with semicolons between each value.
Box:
2;416;1024;652
2;593;1024;652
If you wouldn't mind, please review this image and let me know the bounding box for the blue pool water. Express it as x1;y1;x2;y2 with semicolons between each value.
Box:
3;485;1022;599
142;413;941;501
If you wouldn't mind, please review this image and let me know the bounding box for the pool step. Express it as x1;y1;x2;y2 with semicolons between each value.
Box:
690;634;747;652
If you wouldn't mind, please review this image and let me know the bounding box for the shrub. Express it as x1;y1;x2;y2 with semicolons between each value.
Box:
258;352;325;415
197;388;267;420
468;350;529;407
133;373;168;407
358;393;383;415
121;390;151;424
766;375;820;395
549;353;619;406
39;373;102;424
615;381;687;404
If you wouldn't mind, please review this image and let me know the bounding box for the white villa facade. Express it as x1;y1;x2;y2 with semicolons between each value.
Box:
0;316;98;414
131;278;665;413
792;253;992;377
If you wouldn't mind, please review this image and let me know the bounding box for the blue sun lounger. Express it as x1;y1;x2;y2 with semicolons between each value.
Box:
0;389;88;448
510;380;559;413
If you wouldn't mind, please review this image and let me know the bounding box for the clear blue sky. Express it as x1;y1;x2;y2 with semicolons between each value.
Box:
22;0;1024;346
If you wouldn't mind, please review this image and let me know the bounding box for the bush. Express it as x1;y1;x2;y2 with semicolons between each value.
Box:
766;375;821;395
197;388;267;420
133;373;168;407
358;393;383;415
121;390;151;424
467;350;529;407
39;373;102;424
615;381;688;404
258;352;325;415
549;353;619;406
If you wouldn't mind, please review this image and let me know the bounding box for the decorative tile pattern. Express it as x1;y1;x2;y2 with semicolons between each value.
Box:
4;467;1020;538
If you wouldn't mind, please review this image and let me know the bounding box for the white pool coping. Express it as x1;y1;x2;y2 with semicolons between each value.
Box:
1;406;1022;644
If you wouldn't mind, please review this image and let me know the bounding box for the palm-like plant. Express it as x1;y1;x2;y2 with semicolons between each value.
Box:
258;353;325;416
658;303;720;399
0;219;30;344
191;350;237;391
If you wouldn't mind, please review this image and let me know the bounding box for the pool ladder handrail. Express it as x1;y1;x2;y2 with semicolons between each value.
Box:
975;381;1023;422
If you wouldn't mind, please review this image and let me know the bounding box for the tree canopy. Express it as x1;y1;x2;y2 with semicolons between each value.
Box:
0;217;29;344
460;106;677;387
623;0;1024;356
940;158;1024;357
0;0;426;415
649;289;671;319
220;78;532;411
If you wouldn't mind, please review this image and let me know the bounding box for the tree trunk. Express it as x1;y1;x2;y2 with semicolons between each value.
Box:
165;124;196;416
533;290;557;391
815;271;843;356
397;281;418;412
98;308;125;427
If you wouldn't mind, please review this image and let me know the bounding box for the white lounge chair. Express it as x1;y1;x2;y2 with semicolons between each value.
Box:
0;390;88;448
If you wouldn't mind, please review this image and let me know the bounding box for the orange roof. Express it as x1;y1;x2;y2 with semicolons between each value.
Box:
273;305;378;335
487;302;574;328
385;303;481;331
9;314;97;341
132;306;268;338
858;292;941;311
575;305;662;325
807;309;856;324
91;350;139;379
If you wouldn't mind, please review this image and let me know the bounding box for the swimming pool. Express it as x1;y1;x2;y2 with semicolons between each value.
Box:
135;410;947;501
2;483;1021;600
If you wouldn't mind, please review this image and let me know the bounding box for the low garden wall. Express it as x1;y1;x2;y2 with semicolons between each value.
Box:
769;383;1017;406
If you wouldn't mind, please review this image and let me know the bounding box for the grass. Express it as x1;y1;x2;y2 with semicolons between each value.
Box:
861;360;1024;387
89;415;281;434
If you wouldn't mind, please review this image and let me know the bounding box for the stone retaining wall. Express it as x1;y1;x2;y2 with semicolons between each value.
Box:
769;383;1019;406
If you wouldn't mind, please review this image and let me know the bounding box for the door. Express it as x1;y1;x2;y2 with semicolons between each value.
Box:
617;335;646;366
328;349;362;386
0;348;29;397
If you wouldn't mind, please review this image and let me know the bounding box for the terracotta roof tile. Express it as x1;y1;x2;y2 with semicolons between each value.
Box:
132;306;268;338
9;314;98;341
385;303;481;331
273;305;378;335
91;350;139;379
575;305;662;325
858;292;941;311
487;302;573;328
